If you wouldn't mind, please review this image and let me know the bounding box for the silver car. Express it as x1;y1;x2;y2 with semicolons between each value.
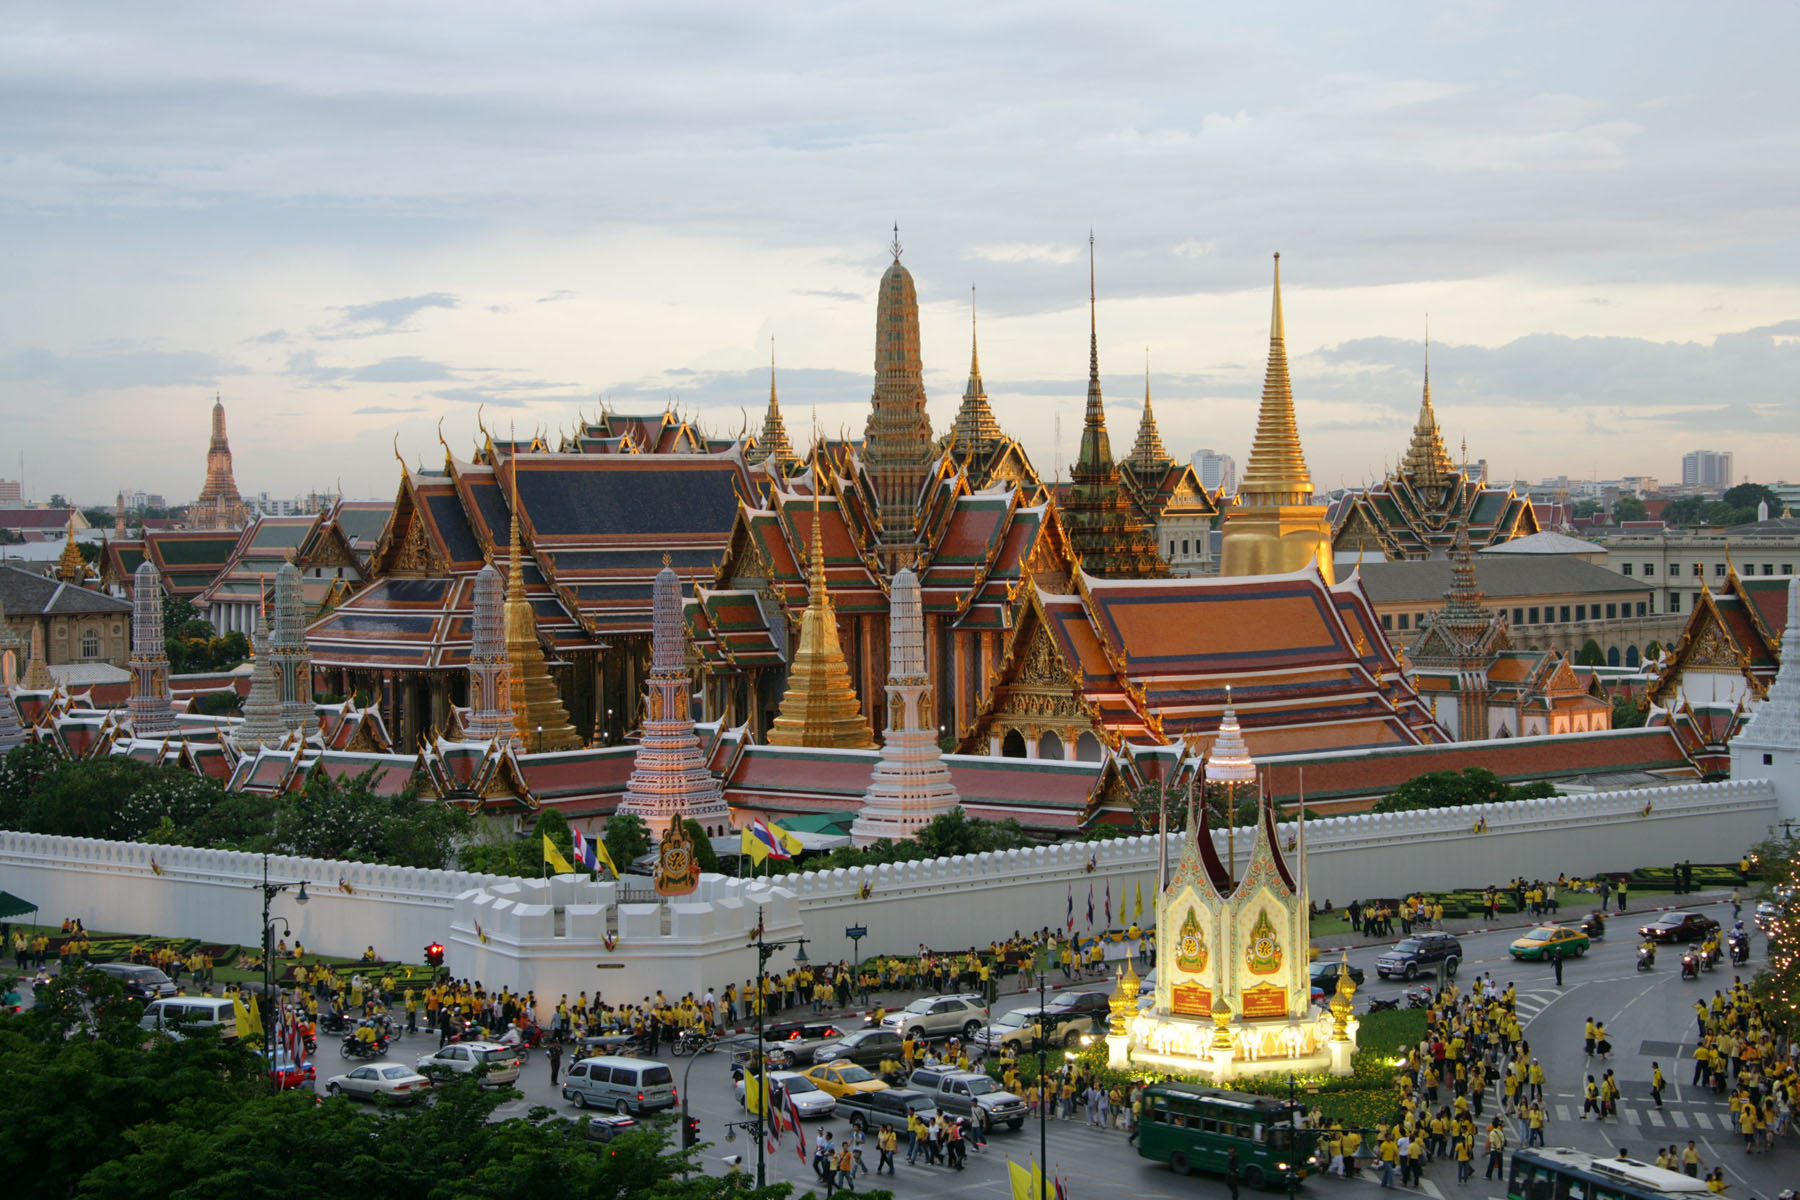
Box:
880;994;989;1042
735;1069;837;1119
325;1062;434;1104
416;1040;523;1087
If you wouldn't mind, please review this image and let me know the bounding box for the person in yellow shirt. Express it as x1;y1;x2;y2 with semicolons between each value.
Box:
1377;1135;1399;1189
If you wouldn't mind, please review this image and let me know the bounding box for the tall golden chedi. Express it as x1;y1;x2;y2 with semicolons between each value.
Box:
863;229;935;571
765;486;877;749
1059;236;1167;578
54;512;87;584
193;394;249;531
503;468;581;751
1220;254;1334;583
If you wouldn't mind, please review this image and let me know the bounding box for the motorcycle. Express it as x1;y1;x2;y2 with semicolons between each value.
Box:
1579;912;1607;939
320;1010;350;1035
1700;943;1718;972
1728;933;1750;966
1679;952;1700;981
1366;998;1400;1014
341;1033;391;1060
1404;986;1434;1010
673;1028;719;1057
1636;944;1656;972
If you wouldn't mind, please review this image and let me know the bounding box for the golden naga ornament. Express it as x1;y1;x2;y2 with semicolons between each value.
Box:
1175;906;1208;974
1246;908;1283;975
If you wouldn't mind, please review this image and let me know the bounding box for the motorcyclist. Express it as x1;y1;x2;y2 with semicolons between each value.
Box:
1638;939;1657;966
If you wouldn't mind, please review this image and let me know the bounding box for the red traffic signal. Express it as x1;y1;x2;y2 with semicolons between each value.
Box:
681;1116;700;1148
424;943;445;967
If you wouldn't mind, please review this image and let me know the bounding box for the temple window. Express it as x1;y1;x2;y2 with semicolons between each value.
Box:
1559;606;1570;623
1621;563;1632;576
1643;562;1654;575
80;629;100;659
1575;605;1586;620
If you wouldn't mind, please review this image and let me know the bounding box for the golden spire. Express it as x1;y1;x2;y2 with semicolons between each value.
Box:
766;479;876;749
748;336;796;467
1126;347;1171;471
502;444;580;751
950;285;1003;452
55;511;86;584
1400;320;1455;486
1237;253;1314;506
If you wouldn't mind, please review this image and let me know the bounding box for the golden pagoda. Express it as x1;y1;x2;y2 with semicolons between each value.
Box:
1401;337;1456;489
503;467;581;751
55;512;87;584
765;484;876;749
1220;254;1334;582
746;340;797;470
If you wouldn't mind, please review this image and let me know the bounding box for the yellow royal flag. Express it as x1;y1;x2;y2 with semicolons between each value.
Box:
593;835;619;878
740;826;770;867
543;833;575;876
769;820;804;857
1008;1160;1038;1200
235;991;263;1039
1134;880;1143;922
744;1070;770;1116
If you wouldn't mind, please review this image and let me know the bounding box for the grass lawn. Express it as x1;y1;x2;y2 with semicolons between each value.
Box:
5;922;437;990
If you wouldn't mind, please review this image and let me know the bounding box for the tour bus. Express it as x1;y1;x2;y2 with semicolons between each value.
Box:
1508;1148;1710;1200
1135;1081;1319;1187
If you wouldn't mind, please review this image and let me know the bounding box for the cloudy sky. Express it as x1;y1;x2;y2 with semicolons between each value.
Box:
6;2;1800;505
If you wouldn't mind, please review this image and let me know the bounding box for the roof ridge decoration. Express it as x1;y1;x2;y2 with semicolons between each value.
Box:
1237;253;1313;505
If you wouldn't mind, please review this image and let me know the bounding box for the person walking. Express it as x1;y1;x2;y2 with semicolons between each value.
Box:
851;1124;869;1176
1484;1120;1507;1180
1224;1147;1241;1200
876;1125;897;1175
547;1042;562;1086
1617;877;1629;912
1651;1062;1666;1108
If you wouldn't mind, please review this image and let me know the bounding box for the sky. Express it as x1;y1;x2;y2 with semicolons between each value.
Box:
5;1;1800;505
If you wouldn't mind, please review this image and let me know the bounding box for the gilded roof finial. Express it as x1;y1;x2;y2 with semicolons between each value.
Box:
1236;252;1313;505
890;222;903;261
970;285;980;378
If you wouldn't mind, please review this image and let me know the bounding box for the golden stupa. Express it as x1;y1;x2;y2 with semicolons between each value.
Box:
765;483;876;749
55;512;87;584
1220;253;1335;582
503;466;581;752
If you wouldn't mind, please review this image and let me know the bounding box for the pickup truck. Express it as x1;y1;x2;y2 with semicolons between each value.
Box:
906;1066;1029;1131
1374;932;1462;980
971;1006;1099;1054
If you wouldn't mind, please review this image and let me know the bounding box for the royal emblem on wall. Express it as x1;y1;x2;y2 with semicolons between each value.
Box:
1175;906;1208;973
653;820;701;896
1246;908;1282;975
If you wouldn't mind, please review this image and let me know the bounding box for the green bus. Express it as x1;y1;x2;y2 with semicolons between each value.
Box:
1136;1081;1319;1188
1507;1148;1709;1200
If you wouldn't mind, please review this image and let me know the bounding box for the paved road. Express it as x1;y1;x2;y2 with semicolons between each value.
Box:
304;895;1793;1198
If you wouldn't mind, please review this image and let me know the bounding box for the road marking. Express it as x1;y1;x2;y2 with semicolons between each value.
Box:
1418;1179;1445;1199
1646;1109;1666;1126
1691;1110;1713;1130
1554;1105;1572;1122
1670;1110;1689;1127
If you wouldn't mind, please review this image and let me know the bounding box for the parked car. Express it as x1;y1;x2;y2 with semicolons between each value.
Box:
971;1007;1093;1054
1508;925;1591;961
880;994;990;1042
325;1062;433;1104
738;1020;855;1068
416;1040;523;1088
1639;911;1720;943
1309;960;1365;992
836;1086;940;1134
801;1061;889;1099
808;1027;904;1068
1374;933;1463;980
1043;991;1112;1023
139;996;240;1040
906;1066;1029;1131
734;1069;838;1119
90;962;176;1002
577;1113;640;1143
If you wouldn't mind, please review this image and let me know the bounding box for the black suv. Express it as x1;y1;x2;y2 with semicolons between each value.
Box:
1043;991;1112;1022
90;962;177;1001
1309;960;1366;991
1374;932;1462;980
808;1027;904;1067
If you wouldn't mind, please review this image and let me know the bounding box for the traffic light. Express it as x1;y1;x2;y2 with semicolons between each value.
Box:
681;1116;700;1149
424;943;444;968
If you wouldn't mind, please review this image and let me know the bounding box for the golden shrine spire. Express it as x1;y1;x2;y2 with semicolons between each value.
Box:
950;285;1003;452
55;511;86;584
1237;253;1313;506
1220;254;1334;581
766;476;876;749
749;337;796;468
1126;348;1172;471
502;448;580;751
1400;323;1455;487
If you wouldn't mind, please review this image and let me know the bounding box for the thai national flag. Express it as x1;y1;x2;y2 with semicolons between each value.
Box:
752;818;795;861
1086;884;1094;929
572;829;596;871
1065;886;1074;934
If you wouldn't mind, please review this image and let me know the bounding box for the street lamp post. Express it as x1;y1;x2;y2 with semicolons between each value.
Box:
257;850;309;1091
1035;946;1051;1200
751;928;809;1189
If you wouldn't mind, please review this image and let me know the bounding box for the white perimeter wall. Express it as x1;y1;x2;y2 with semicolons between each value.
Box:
0;778;1779;996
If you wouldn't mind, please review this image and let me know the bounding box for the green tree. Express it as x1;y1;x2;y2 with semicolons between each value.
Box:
0;742;57;827
1575;639;1606;667
1723;482;1782;518
272;765;466;868
1372;767;1555;814
604;812;652;873
1612;495;1648;522
683;818;721;873
1570;499;1601;519
1662;495;1706;527
1611;694;1648;729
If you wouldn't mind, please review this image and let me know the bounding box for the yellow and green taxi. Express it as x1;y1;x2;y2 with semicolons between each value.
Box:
1508;925;1590;961
801;1061;890;1099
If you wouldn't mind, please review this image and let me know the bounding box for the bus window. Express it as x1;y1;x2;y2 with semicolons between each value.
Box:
1564;1180;1588;1200
1253;1123;1266;1143
1267;1128;1291;1151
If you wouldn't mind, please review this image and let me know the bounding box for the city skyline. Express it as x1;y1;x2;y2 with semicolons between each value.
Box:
6;3;1800;500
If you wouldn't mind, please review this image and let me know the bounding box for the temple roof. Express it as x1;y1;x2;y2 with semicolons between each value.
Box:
1647;569;1791;708
1357;556;1651;606
99;530;240;598
0;564;131;617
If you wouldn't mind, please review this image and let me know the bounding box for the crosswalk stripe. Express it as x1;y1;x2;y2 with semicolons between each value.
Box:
1647;1110;1666;1126
1691;1111;1713;1130
1554;1105;1572;1122
1671;1111;1689;1127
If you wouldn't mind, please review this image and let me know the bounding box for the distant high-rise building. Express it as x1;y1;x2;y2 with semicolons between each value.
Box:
1192;448;1237;495
0;479;21;508
1682;450;1734;489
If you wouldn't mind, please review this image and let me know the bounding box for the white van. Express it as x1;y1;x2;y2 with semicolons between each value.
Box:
561;1055;676;1114
139;996;239;1040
